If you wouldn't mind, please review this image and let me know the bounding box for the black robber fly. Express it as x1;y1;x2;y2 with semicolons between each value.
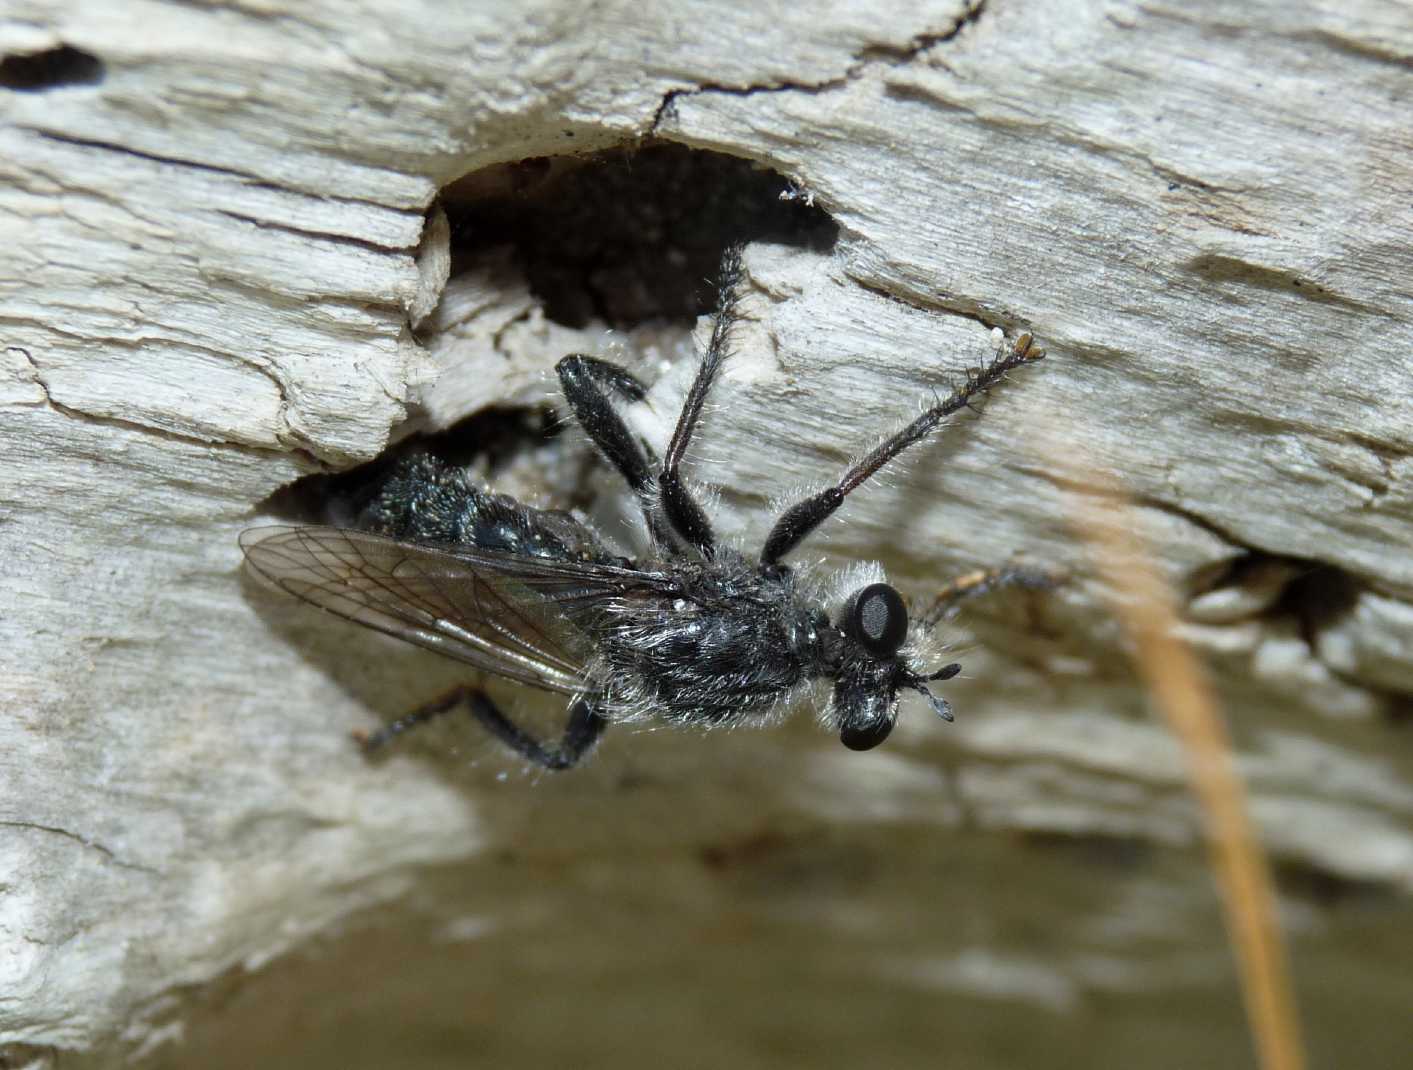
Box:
241;246;1047;769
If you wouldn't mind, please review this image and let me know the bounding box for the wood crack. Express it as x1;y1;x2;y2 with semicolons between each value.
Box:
0;820;157;875
650;0;988;135
219;209;415;255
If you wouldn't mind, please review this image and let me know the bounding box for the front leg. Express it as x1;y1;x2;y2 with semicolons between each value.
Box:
762;332;1046;565
921;563;1059;629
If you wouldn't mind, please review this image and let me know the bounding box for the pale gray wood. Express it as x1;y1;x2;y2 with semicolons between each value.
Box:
2;0;1410;1064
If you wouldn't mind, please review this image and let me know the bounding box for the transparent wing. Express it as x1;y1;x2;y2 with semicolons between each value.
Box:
240;525;676;695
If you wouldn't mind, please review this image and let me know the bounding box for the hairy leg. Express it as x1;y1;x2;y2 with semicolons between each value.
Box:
556;354;686;549
656;244;745;557
555;355;654;494
353;684;473;751
357;686;608;771
762;332;1046;565
921;563;1059;629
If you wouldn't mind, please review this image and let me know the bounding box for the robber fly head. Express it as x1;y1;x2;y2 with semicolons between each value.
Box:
829;581;961;751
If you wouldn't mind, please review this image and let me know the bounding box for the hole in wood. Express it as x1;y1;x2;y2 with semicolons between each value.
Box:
439;141;837;327
0;44;104;91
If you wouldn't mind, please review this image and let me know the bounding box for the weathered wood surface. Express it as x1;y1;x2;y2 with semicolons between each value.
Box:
2;0;1411;1064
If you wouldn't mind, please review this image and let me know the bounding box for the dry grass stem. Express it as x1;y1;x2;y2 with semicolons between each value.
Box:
1060;463;1305;1070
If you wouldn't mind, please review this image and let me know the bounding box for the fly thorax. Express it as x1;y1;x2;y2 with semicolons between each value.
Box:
784;605;834;671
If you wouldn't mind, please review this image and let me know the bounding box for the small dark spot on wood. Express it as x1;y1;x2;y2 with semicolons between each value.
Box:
0;44;105;91
1015;829;1152;870
0;1043;63;1069
1277;564;1359;649
1274;858;1398;910
1383;692;1413;729
699;830;790;872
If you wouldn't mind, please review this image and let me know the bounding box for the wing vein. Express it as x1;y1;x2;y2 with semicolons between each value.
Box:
241;525;679;697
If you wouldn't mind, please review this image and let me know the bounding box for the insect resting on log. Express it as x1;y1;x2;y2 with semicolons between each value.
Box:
241;245;1049;769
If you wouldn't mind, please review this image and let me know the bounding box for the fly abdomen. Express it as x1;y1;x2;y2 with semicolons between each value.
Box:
600;603;808;725
359;454;609;563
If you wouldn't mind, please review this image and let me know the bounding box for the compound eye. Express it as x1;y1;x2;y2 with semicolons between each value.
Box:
840;717;893;751
848;583;908;658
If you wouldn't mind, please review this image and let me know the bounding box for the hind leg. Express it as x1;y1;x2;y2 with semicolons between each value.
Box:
357;686;608;771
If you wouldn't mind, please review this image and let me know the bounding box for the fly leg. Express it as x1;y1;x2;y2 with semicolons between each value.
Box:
921;564;1060;629
354;684;476;752
357;686;608;771
655;243;745;558
558;244;746;558
555;354;684;550
761;332;1046;565
555;355;655;495
466;691;608;771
